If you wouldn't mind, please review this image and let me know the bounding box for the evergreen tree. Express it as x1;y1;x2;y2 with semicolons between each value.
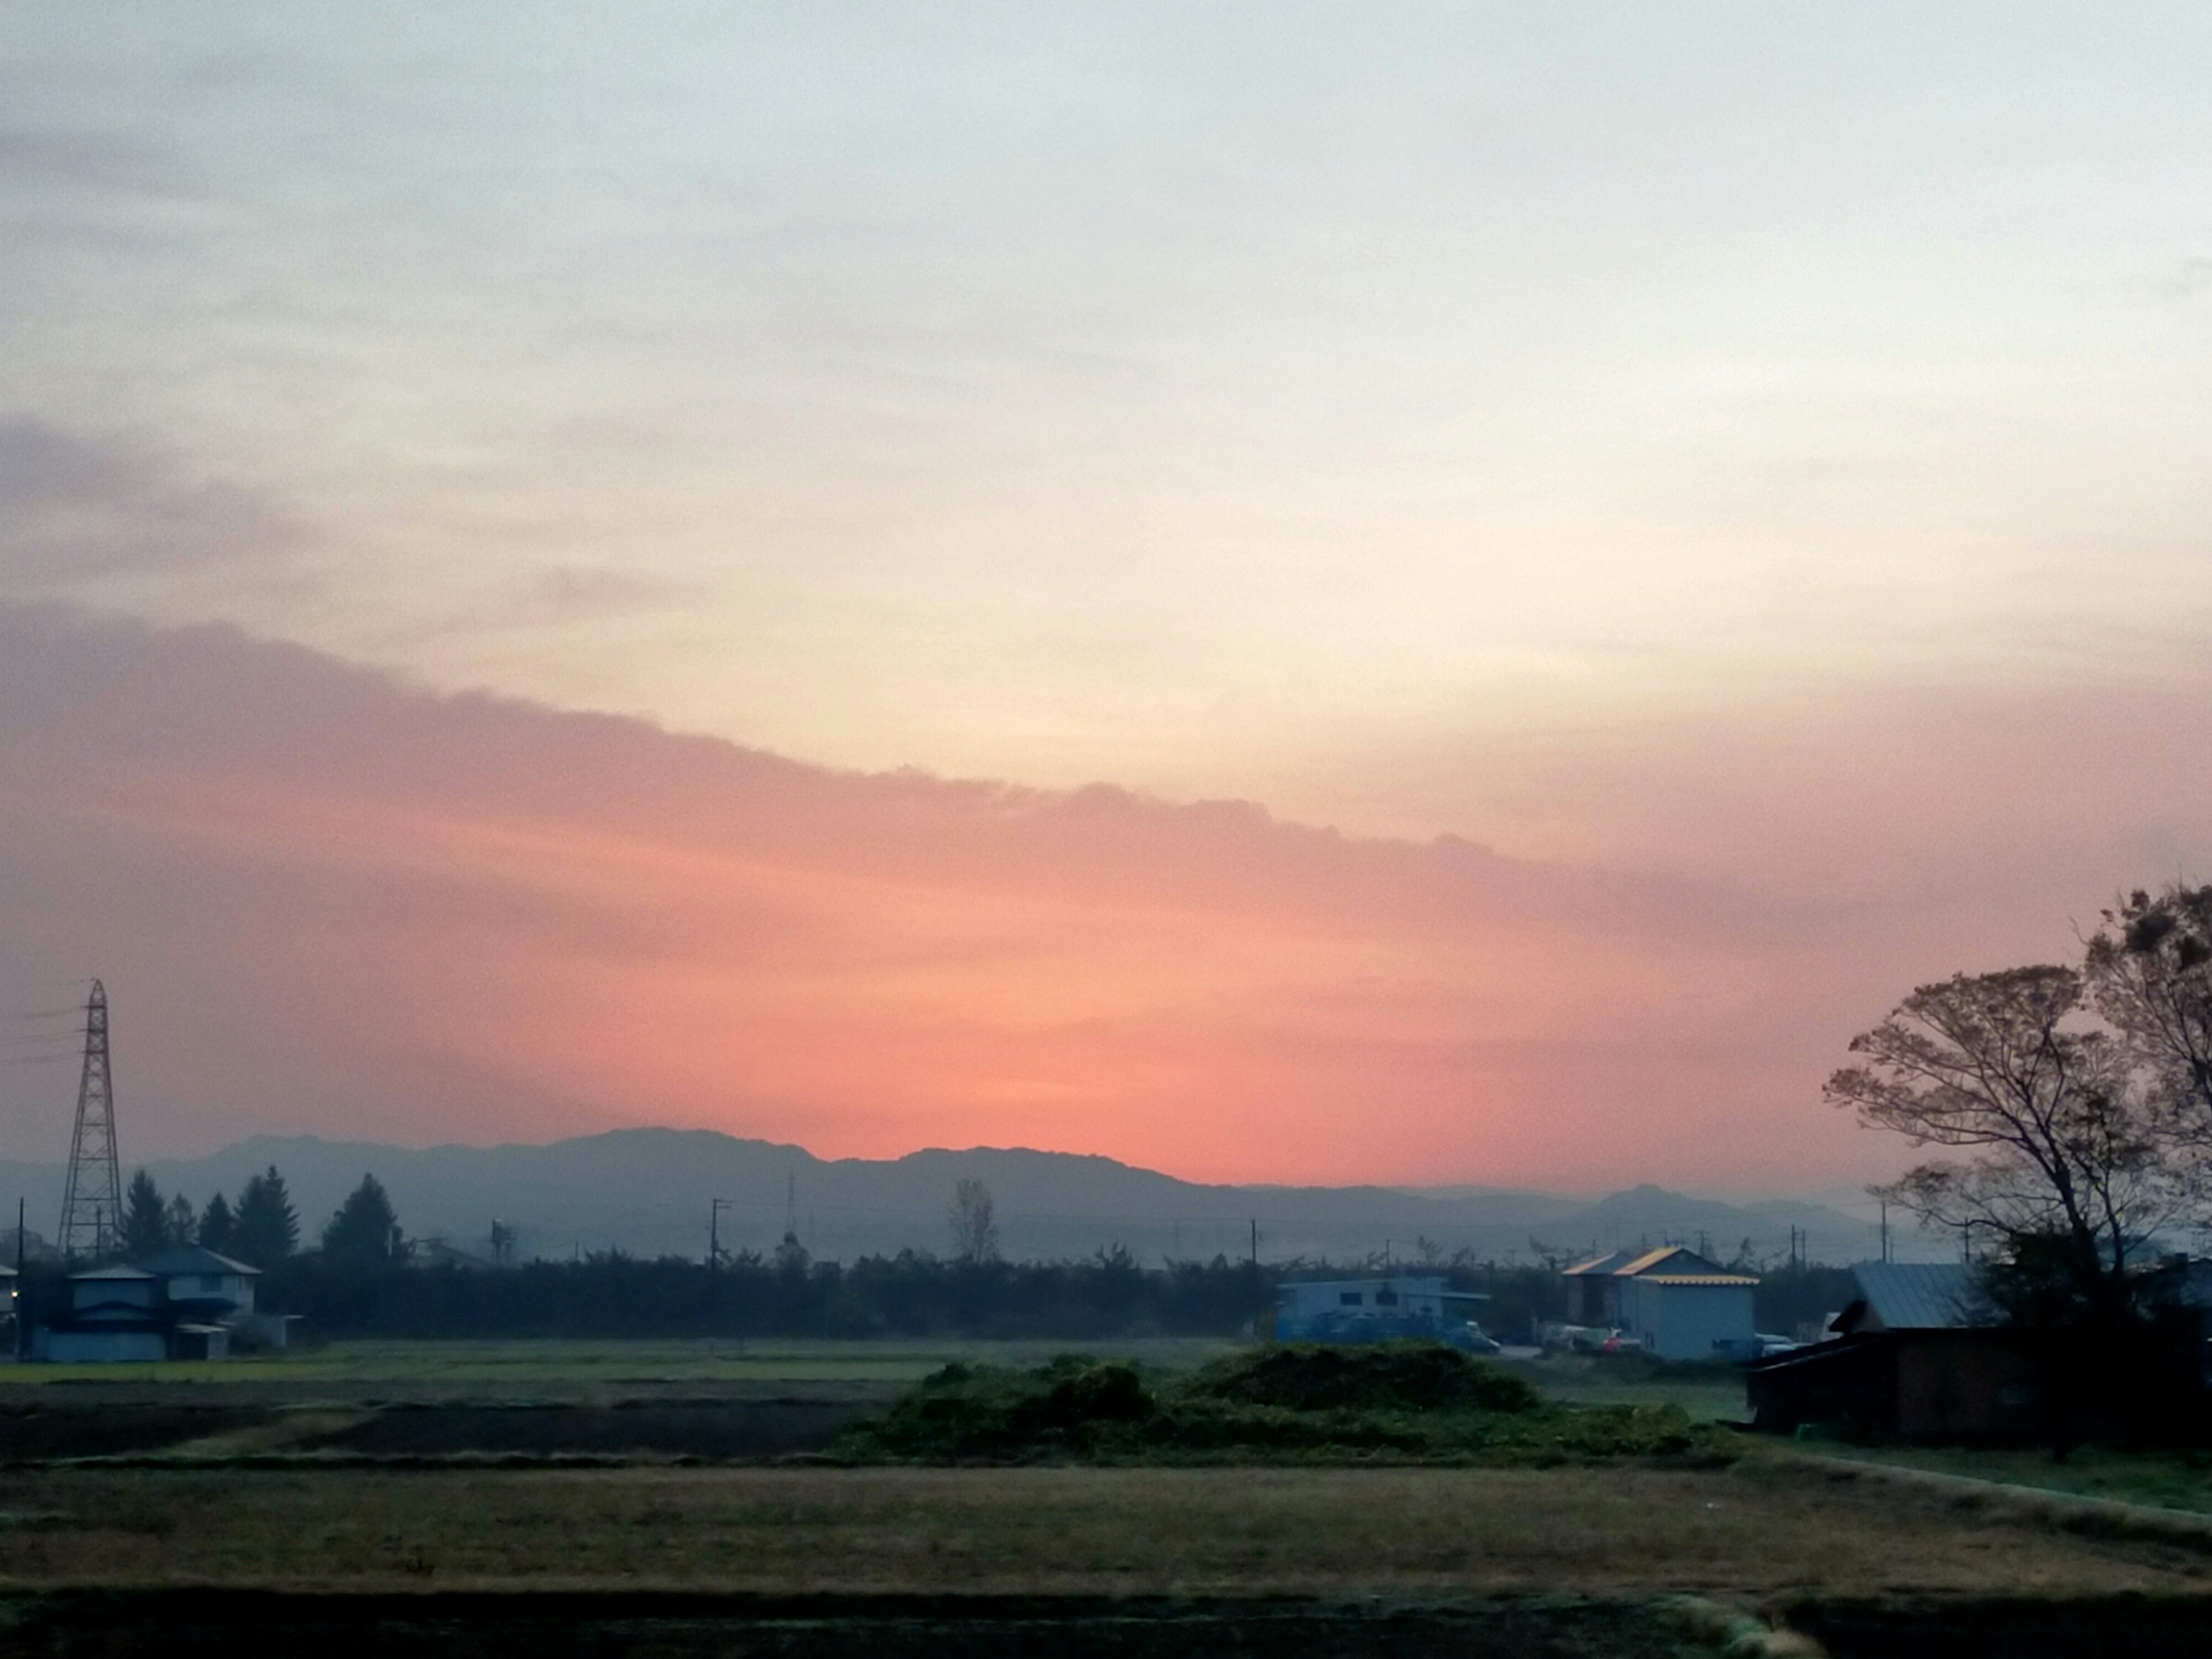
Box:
321;1173;403;1267
163;1191;198;1249
119;1170;169;1260
198;1192;236;1254
230;1165;299;1267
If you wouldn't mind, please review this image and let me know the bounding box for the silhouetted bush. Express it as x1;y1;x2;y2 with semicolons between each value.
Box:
845;1340;1709;1463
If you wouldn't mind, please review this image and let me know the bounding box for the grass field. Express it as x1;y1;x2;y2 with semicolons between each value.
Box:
0;1459;2202;1599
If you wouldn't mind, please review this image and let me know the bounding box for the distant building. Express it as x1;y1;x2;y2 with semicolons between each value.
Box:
414;1237;505;1272
36;1264;169;1363
1559;1245;1759;1361
1745;1261;2039;1441
32;1247;284;1363
1274;1276;1491;1348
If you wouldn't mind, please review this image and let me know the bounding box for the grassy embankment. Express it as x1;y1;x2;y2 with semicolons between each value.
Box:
1806;1441;2212;1515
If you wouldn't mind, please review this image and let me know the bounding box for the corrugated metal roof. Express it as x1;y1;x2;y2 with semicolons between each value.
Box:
1620;1245;1746;1280
1563;1249;1639;1277
1566;1245;1758;1282
1852;1260;1990;1330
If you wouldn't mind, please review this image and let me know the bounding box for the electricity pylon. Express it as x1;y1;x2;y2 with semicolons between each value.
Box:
57;980;123;1260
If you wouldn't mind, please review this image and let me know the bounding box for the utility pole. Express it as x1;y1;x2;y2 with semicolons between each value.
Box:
1249;1218;1257;1269
57;981;122;1260
13;1197;23;1362
709;1198;733;1270
1879;1201;1889;1264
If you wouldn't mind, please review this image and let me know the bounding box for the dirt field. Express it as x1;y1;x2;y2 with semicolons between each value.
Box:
0;1459;2206;1654
0;1336;1241;1395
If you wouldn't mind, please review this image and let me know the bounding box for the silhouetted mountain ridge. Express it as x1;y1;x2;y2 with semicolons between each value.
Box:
0;1128;1903;1267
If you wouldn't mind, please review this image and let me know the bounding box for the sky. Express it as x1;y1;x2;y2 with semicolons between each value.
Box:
3;6;2212;1192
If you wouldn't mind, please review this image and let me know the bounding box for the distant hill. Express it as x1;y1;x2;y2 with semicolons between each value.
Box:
0;1130;1901;1267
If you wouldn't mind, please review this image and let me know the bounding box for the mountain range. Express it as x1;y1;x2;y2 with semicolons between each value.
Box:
0;1129;1910;1268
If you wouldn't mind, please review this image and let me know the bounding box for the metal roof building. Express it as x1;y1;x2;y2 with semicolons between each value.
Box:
1832;1262;1991;1335
1561;1245;1759;1361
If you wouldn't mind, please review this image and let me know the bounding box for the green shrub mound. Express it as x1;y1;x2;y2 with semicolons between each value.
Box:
1190;1342;1541;1414
843;1342;1711;1464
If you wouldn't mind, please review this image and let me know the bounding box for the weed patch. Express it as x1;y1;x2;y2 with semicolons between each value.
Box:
842;1343;1723;1464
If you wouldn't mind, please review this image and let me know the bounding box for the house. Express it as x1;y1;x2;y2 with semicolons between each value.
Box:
1559;1245;1759;1361
1274;1277;1490;1347
134;1244;263;1321
36;1264;170;1363
1745;1262;2040;1442
32;1246;282;1362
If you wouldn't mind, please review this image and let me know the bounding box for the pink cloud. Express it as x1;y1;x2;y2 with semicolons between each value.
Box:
0;604;2075;1191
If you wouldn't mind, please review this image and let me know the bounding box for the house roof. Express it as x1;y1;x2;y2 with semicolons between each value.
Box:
133;1245;260;1278
1844;1261;1989;1331
1562;1249;1639;1277
1615;1245;1758;1286
1281;1277;1448;1294
1563;1245;1756;1283
71;1264;155;1281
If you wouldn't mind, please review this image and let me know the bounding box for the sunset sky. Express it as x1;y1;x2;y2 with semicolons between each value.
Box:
5;7;2212;1192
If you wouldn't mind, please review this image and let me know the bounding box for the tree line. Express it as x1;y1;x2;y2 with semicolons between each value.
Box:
113;1166;404;1269
263;1244;1275;1340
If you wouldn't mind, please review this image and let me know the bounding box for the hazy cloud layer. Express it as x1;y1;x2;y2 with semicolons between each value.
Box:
9;10;2212;807
0;606;1948;1192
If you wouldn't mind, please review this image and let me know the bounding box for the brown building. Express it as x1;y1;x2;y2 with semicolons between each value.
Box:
1746;1262;2041;1442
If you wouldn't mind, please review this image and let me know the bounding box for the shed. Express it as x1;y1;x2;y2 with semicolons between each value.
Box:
1562;1246;1759;1361
1560;1250;1639;1326
1745;1261;2039;1442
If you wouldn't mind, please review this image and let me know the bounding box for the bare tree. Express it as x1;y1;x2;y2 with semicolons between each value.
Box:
948;1177;1001;1263
1824;966;2172;1308
2085;885;2212;1151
